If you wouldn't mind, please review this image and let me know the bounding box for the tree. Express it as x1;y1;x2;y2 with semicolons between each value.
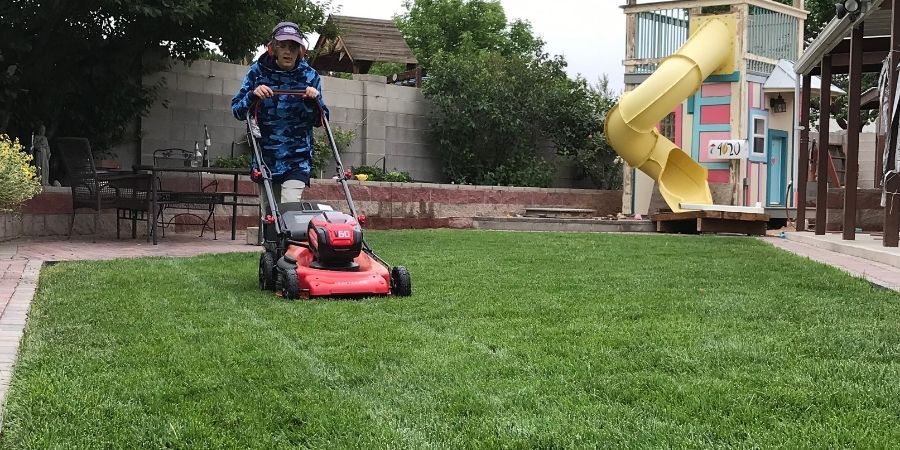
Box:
398;0;619;188
552;76;623;190
0;0;330;153
394;0;541;66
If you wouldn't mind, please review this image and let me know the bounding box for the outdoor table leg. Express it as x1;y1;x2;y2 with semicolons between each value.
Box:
151;168;158;245
231;174;238;240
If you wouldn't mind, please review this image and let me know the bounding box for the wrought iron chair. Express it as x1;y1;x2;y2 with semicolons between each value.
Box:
152;148;224;239
53;137;153;240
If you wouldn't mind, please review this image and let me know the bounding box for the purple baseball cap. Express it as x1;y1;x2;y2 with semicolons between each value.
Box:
272;21;305;44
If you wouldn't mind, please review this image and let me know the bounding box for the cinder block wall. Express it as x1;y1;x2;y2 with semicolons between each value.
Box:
138;59;442;182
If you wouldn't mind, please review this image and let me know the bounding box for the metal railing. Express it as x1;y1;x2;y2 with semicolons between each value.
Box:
633;8;690;73
747;5;799;63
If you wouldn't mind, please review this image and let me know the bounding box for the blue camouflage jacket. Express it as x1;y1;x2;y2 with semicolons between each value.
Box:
231;53;329;184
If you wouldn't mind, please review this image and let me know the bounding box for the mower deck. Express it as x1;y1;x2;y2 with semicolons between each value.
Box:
283;245;391;298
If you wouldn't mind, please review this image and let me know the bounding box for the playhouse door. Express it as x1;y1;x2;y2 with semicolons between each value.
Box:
767;130;788;206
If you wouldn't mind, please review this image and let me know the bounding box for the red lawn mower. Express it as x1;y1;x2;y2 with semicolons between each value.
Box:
248;90;411;299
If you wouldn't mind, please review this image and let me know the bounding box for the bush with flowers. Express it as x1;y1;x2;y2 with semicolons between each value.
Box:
0;134;42;211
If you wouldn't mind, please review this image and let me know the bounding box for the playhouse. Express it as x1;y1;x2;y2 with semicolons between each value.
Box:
618;0;837;216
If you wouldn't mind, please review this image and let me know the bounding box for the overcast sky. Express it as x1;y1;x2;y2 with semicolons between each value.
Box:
318;0;627;93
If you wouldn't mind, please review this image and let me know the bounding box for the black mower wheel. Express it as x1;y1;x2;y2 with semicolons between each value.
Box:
391;266;412;297
259;252;277;291
278;267;301;300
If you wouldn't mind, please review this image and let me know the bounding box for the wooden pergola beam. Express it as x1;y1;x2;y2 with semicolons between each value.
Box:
886;0;900;247
817;55;833;235
797;73;812;231
843;23;864;240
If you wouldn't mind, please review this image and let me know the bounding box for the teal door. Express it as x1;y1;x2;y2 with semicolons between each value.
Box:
767;130;788;206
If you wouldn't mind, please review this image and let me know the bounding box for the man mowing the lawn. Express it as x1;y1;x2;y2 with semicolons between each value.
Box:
231;21;329;210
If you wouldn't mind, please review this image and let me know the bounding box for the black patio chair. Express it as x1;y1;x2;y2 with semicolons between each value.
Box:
53;137;153;240
153;148;224;239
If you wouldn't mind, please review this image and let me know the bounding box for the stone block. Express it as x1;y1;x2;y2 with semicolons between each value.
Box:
387;128;429;146
389;85;423;102
44;215;71;237
198;109;226;127
366;124;386;142
233;64;251;80
367;111;386;129
352;74;387;83
186;92;214;111
203;77;224;95
0;214;7;241
322;76;364;95
364;139;386;159
367;96;388;112
146;101;174;122
158;88;187;108
177;73;205;93
212;94;233;112
246;227;260;245
394;113;430;131
328;92;357;109
224;79;244;97
326;107;349;124
183;59;211;76
364;81;387;99
384;112;398;127
146;122;185;141
345;109;365;125
172;107;200;126
210;61;238;79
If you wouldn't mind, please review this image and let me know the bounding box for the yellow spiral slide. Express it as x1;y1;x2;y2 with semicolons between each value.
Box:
605;15;736;213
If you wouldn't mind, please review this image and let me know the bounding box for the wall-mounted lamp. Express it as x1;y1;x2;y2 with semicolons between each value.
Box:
770;94;787;113
835;0;862;20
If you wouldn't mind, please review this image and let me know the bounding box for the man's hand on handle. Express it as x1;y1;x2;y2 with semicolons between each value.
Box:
253;85;274;99
253;85;319;99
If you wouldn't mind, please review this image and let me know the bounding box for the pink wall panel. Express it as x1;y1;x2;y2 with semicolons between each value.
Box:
674;106;683;147
749;83;758;109
702;82;731;97
758;162;767;205
700;105;730;125
708;169;730;183
698;131;731;163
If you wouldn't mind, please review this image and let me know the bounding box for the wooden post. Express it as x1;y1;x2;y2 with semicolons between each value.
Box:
885;0;900;247
817;55;832;235
844;23;864;240
797;73;812;231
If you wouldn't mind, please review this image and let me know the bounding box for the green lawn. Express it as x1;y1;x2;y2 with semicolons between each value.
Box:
2;230;898;448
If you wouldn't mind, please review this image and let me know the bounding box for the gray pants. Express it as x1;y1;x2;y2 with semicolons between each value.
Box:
259;180;305;244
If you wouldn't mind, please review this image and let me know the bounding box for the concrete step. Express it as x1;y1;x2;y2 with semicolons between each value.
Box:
473;216;654;233
523;207;596;219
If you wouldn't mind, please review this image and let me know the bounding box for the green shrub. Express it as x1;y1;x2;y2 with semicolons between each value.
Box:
211;154;251;169
0;135;42;211
312;128;357;177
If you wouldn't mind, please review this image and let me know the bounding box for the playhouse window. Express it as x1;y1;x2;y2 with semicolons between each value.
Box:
659;112;677;142
752;117;766;155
